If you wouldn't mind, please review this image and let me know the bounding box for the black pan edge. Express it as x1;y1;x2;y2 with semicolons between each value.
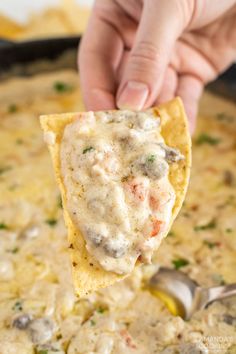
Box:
0;35;235;102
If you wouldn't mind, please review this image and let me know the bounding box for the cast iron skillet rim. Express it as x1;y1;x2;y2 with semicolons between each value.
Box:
0;35;235;102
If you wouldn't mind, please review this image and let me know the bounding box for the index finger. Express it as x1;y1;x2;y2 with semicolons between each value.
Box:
79;8;123;111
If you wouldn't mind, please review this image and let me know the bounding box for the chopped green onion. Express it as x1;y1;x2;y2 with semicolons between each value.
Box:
57;196;63;209
182;212;190;218
10;247;19;254
97;307;105;314
12;301;23;311
203;240;218;249
0;223;8;230
146;154;156;163
37;350;48;354
212;273;225;285
194;219;216;231
216;112;234;122
172;258;189;270
195;133;221;146
8;104;18;113
83;146;94;154
90;319;96;326
53;81;73;93
0;166;12;175
45;218;57;227
167;231;175;237
16;139;24;145
226;228;233;233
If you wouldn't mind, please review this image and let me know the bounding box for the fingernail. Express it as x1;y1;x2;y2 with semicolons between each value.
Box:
117;81;149;110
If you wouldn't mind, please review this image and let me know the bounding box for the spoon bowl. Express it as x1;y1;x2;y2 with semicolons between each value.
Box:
148;267;236;320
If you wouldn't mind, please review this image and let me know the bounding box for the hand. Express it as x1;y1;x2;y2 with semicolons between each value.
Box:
79;0;236;133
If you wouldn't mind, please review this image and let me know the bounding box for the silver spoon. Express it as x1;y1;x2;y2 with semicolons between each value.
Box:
148;267;236;320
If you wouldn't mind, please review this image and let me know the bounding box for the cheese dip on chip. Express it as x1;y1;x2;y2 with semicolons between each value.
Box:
60;110;183;274
41;98;191;295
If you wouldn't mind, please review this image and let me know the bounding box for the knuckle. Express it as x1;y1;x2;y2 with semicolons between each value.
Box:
132;41;162;62
130;41;165;73
175;0;195;27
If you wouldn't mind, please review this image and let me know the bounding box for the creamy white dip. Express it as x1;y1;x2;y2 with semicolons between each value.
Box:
60;110;183;274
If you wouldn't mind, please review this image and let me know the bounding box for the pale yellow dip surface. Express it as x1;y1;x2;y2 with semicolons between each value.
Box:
0;70;236;353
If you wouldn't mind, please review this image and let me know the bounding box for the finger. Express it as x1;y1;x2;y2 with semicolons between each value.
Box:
176;75;203;134
116;49;130;85
155;66;178;104
116;0;191;110
79;10;123;110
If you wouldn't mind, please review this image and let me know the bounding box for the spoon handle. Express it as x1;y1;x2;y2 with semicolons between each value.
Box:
207;283;236;305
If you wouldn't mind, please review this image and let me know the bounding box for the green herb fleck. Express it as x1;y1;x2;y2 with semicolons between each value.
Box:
57;196;63;209
45;218;57;227
53;81;73;93
203;240;218;249
196;133;221;146
83;146;94;154
12;301;23;311
97;307;105;314
194;219;216;231
146;154;156;163
226;228;233;233
90;319;96;326
10;247;19;254
0;223;8;230
216;112;234;123
16;138;24;145
172;258;189;270
37;350;48;354
8;104;18;113
217;113;227;120
212;273;225;285
182;212;190;218
0;166;12;175
217;195;235;209
167;231;175;237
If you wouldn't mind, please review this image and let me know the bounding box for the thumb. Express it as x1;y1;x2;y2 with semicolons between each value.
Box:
117;0;192;110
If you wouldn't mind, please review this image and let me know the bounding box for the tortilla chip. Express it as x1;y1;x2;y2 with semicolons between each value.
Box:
40;97;191;296
0;15;23;39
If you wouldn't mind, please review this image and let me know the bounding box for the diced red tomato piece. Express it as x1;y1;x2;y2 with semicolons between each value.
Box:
124;178;148;202
131;183;146;201
151;219;162;237
149;195;159;211
120;329;137;349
